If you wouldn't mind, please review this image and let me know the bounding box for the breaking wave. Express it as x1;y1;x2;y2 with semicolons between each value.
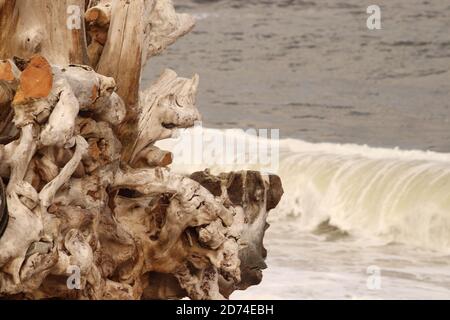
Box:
157;128;450;253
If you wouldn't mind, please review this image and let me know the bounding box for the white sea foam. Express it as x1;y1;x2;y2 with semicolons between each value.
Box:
157;128;450;253
191;12;219;20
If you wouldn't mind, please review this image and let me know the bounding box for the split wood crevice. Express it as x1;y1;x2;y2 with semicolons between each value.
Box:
0;0;283;299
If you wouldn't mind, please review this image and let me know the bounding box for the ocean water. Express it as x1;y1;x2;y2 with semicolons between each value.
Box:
144;0;450;299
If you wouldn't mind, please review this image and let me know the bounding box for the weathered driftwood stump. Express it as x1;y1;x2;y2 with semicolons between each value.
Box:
0;0;283;299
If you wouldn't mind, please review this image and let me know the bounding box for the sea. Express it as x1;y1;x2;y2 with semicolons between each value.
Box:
143;0;450;299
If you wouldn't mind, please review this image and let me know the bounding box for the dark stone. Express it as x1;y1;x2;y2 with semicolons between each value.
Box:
143;272;187;300
0;178;8;238
190;171;222;197
226;172;244;206
266;174;283;211
13;56;28;71
245;171;265;204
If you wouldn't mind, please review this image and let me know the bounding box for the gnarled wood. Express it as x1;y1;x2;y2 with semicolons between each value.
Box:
0;0;283;300
0;0;88;65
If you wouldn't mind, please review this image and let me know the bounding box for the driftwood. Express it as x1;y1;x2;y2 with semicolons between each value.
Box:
0;0;283;299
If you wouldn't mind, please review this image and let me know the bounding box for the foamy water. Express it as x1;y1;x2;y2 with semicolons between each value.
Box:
157;128;450;299
231;225;450;300
276;139;450;253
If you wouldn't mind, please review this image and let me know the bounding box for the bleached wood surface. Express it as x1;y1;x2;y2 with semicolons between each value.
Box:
0;0;283;299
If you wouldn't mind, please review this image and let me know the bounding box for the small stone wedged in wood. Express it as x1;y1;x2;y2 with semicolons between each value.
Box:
13;55;53;105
